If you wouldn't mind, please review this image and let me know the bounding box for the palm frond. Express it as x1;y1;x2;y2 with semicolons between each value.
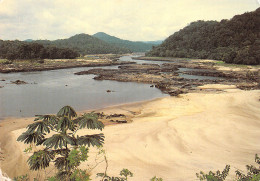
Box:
76;112;104;130
77;134;105;147
57;117;71;132
27;121;51;134
43;134;74;149
17;132;44;144
57;105;77;119
54;156;70;170
34;115;59;124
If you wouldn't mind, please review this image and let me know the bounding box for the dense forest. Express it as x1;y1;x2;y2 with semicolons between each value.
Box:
93;32;156;52
0;40;79;60
147;8;260;65
35;34;131;55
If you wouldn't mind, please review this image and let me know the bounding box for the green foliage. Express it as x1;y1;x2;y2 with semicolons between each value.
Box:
197;154;260;180
67;146;89;168
235;154;260;181
0;40;79;60
147;8;260;65
119;169;133;180
97;168;133;181
13;174;29;181
0;59;12;64
69;169;90;181
150;176;163;181
17;105;104;180
196;165;230;181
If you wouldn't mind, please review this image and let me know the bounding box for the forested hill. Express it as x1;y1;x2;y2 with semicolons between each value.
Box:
93;32;155;52
35;34;131;55
147;8;260;65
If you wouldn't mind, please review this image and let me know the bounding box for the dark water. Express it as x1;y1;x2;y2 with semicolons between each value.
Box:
0;61;168;119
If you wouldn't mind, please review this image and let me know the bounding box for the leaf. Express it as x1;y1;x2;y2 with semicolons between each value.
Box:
27;149;55;170
57;105;77;119
75;112;104;130
17;132;44;144
57;117;72;132
43;134;74;149
27;121;51;134
77;134;105;147
54;156;70;170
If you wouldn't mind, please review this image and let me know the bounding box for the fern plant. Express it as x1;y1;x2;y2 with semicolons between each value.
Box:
17;106;104;180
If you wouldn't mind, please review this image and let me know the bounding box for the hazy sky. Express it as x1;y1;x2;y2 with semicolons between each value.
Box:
0;0;259;41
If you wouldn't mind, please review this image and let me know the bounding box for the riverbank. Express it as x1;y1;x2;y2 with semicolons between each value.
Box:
0;54;134;73
0;86;259;180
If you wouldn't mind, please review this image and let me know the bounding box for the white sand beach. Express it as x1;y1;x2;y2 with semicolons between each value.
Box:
0;86;260;180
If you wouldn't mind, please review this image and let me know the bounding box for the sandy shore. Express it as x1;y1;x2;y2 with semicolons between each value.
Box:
0;85;260;180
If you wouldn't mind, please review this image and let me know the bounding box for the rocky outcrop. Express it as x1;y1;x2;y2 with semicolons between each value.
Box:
75;62;259;96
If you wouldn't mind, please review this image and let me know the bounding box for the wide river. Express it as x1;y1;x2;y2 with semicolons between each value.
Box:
0;55;222;119
0;56;170;119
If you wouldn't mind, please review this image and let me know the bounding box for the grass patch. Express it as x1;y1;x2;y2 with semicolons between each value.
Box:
0;59;13;64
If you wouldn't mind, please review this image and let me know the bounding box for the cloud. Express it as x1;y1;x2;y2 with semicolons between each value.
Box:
0;0;259;41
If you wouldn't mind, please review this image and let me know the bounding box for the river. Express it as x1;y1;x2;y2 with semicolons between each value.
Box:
0;56;169;119
0;55;224;119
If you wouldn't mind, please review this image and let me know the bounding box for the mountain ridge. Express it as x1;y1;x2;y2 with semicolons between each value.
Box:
34;33;131;55
93;32;157;52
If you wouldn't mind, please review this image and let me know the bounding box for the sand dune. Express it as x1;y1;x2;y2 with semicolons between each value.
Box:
1;87;260;180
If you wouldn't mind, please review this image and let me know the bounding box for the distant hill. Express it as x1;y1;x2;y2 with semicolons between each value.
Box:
142;40;163;45
24;39;34;42
147;8;260;65
93;32;155;52
34;34;131;55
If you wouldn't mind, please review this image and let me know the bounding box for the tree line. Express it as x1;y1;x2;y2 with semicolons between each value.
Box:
147;8;260;65
0;40;80;60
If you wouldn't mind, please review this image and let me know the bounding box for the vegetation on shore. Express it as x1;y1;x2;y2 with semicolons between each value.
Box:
0;40;79;60
147;8;260;65
197;154;260;181
17;105;105;180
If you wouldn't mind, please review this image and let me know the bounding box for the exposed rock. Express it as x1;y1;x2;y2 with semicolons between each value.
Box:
75;60;259;96
11;80;28;85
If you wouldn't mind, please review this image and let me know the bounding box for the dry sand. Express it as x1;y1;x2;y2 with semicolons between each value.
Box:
0;86;260;180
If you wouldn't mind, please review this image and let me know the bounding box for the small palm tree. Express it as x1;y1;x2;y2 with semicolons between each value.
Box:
17;105;104;180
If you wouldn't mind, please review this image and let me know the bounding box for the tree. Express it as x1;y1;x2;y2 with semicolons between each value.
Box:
17;106;105;180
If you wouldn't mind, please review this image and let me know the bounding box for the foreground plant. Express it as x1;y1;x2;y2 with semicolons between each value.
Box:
235;154;260;181
196;165;230;181
196;154;260;181
17;106;104;180
97;168;133;181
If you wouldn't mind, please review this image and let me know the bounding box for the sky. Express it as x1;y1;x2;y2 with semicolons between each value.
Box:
0;0;259;41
